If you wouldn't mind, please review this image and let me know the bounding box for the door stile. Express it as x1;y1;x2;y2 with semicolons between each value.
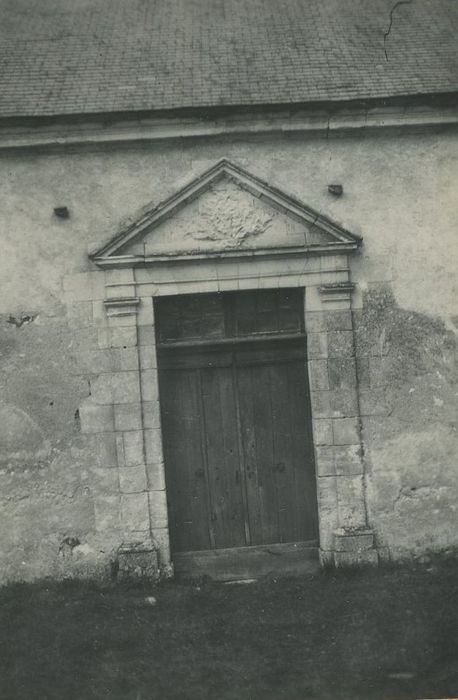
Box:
196;368;217;550
231;355;252;547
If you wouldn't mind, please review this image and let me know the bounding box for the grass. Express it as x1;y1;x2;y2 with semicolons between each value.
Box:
0;560;457;700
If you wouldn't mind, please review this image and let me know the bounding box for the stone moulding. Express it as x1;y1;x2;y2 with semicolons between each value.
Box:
319;282;356;303
80;159;378;575
104;297;140;316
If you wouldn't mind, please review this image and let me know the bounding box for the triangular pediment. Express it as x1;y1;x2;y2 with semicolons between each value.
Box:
91;160;362;266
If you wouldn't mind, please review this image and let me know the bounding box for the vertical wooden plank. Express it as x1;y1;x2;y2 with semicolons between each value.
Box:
235;364;263;545
268;360;298;543
237;360;280;545
236;351;318;546
200;363;247;548
159;367;213;552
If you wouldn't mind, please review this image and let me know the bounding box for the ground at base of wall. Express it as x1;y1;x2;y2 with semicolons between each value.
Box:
1;562;457;700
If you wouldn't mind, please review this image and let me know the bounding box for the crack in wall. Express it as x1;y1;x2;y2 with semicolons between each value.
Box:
383;0;414;61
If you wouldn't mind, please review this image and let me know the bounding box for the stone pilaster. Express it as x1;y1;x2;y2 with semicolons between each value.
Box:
307;280;378;567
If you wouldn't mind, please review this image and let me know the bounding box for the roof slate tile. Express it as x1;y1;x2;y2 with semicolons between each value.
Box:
0;0;456;118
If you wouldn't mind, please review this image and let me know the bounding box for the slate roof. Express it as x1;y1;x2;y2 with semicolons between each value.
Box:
0;0;456;118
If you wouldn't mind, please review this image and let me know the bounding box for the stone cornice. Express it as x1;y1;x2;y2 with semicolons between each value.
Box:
0;101;457;151
94;244;358;270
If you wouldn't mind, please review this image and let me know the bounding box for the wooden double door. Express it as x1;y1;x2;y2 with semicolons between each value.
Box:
156;289;318;559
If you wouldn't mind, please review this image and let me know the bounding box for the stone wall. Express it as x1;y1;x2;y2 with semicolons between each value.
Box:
0;127;456;582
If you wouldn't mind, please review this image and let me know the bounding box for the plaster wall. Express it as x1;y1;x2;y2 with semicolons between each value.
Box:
0;128;457;582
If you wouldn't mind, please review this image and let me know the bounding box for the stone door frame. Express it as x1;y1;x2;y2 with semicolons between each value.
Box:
71;160;378;571
73;248;377;572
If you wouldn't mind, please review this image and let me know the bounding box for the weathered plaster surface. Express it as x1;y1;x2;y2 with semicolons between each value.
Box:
0;129;456;581
354;287;457;558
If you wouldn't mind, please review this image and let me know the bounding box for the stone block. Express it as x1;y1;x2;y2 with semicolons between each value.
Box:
144;429;164;464
148;490;168;528
312;418;333;445
146;462;166;491
139;344;157;370
105;284;136;300
138;325;156;347
336;475;366;529
152;527;172;567
104;269;135;285
319;549;334;567
117;543;159;582
92;300;107;327
327;331;354;358
98;327;137;349
334;445;363;476
369;357;388;387
309;390;332;418
116;434;125;467
136;283;159;297
320;297;351;312
332;417;360;445
316;476;339;551
308;360;329;392
94;432;118;467
315;446;336;476
140;370;159;402
114;403;143;432
278;274;305;289
328;358;357;390
304;286;322;312
154;281;181;296
356;357;370;386
218;277;239;292
95;496;121;531
111;371;141;404
321;254;348;272
307;332;328;359
333;529;374;552
119;465;148;494
113;347;139;371
194;280;221;294
89;374;113;404
122;430;145;467
90;468;119;495
319;270;348;285
79;402;114;434
315;445;362;477
325;310;353;331
334;550;379;567
137;297;155;326
305;311;326;333
107;313;137;328
143;401;162;429
328;389;359;417
121;493;150;531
